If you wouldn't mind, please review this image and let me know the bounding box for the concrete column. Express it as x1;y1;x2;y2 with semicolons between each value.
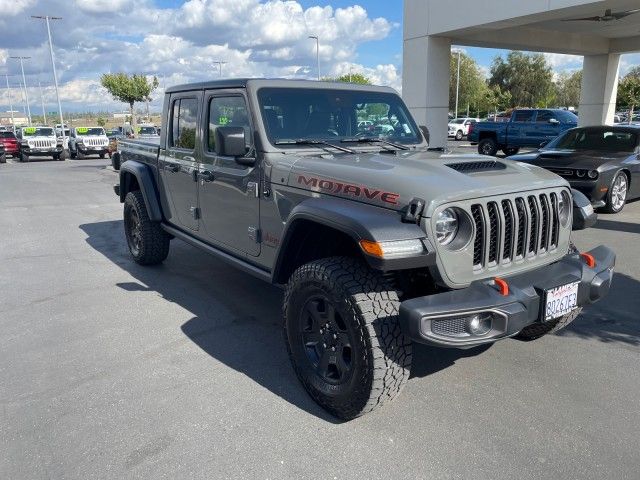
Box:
402;35;451;148
578;54;621;126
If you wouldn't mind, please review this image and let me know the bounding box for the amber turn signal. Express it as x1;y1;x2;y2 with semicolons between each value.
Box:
359;240;384;258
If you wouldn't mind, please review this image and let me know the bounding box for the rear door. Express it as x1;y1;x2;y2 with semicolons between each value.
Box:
508;110;536;147
158;92;202;231
196;90;260;256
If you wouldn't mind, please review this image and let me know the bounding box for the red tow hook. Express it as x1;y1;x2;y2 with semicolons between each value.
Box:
493;277;509;296
580;253;596;268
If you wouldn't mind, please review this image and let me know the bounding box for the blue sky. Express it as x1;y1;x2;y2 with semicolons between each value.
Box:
0;0;637;112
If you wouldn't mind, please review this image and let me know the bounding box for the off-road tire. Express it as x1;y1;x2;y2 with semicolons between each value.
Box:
20;151;29;162
502;147;520;156
123;190;170;265
99;152;106;159
455;130;463;141
284;257;412;420
478;138;498;156
602;171;628;214
0;153;6;164
70;148;77;159
111;152;121;171
515;308;582;341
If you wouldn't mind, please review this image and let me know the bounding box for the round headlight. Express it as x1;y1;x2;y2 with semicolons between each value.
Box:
576;170;586;178
558;191;571;227
588;170;599;179
435;208;459;245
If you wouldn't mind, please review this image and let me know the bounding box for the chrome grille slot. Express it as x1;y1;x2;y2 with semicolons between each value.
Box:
470;191;561;271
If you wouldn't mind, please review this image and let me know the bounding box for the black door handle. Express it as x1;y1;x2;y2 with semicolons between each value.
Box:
198;171;215;182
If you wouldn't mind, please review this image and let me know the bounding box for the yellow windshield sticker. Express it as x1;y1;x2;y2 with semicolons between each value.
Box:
218;116;229;125
24;127;37;134
77;127;89;134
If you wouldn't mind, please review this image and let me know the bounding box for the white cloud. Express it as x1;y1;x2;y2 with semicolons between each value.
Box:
3;0;36;16
543;53;583;71
74;0;132;13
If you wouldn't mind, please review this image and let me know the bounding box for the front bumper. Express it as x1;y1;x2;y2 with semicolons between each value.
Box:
399;246;615;348
566;179;608;207
22;146;63;156
78;145;109;154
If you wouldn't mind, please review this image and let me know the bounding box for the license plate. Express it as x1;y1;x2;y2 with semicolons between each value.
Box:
543;282;579;321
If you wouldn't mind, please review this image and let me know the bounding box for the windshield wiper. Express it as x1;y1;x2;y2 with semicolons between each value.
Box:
274;138;356;154
341;137;409;151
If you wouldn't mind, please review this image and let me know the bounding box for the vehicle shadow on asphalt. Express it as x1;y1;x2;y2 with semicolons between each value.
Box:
591;219;640;235
80;220;342;422
558;272;640;346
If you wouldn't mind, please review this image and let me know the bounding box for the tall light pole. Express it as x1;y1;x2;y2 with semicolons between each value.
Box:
309;35;320;80
4;74;16;131
453;49;461;119
10;56;32;126
212;61;227;78
32;16;65;147
38;81;47;125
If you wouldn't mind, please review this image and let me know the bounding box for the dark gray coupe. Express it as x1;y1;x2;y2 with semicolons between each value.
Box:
510;126;640;213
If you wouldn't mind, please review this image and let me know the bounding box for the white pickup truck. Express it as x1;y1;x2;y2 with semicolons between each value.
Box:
448;117;479;141
69;127;110;159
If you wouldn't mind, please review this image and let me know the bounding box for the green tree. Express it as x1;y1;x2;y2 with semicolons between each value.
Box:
449;52;487;117
482;85;512;118
100;73;159;136
555;70;582;108
96;117;106;127
489;51;555;108
330;73;372;85
618;74;640;122
625;66;640;79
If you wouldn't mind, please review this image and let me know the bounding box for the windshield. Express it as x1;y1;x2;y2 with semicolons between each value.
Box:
0;132;16;139
258;88;421;147
139;127;157;135
22;127;54;137
555;110;578;123
452;119;465;124
76;127;105;136
547;128;638;152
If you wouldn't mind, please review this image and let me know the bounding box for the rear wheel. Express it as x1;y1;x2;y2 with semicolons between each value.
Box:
603;171;628;214
0;153;5;164
284;257;412;420
515;308;582;341
455;130;463;141
123;190;170;265
478;138;498;156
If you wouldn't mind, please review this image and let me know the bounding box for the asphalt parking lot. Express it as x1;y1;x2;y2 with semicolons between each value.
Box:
1;157;639;479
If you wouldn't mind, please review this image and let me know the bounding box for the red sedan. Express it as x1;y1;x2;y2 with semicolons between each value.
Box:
0;131;19;157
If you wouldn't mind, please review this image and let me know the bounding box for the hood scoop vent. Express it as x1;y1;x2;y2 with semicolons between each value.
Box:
446;161;507;173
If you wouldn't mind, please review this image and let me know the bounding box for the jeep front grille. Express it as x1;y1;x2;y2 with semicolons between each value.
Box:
84;138;105;147
29;140;54;148
471;192;561;270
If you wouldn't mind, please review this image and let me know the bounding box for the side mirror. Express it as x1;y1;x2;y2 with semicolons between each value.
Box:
215;126;248;158
539;140;549;148
419;125;430;145
549;118;560;125
571;189;597;231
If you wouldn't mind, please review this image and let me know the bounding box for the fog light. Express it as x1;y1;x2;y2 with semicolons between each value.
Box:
466;313;492;336
588;170;599;179
576;170;586;178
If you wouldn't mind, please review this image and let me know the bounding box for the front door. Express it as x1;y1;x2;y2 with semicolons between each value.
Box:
196;91;260;256
158;93;201;231
533;110;562;146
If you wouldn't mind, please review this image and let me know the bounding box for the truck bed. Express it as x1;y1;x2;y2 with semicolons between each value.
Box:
118;138;160;165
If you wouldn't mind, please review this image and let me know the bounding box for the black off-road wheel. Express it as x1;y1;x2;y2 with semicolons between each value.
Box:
455;130;463;141
502;147;520;156
123;190;170;265
284;257;412;420
99;152;106;159
0;153;6;164
602;171;628;214
515;308;582;341
70;148;77;159
111;152;121;170
20;151;29;163
478;138;498;156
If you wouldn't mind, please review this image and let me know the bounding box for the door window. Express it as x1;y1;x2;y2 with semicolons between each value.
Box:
170;98;198;150
536;111;555;123
513;110;535;122
207;96;251;152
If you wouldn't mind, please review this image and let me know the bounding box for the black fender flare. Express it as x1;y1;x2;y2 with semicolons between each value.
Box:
272;197;435;280
118;161;163;222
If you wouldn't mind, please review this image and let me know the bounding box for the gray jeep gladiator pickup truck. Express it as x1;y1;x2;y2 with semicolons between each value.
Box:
113;79;615;420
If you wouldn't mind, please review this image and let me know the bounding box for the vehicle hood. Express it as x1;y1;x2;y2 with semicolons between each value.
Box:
284;150;567;215
511;149;631;169
24;135;56;141
77;135;108;141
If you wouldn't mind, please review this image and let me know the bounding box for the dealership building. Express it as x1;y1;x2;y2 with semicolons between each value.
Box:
403;0;640;148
